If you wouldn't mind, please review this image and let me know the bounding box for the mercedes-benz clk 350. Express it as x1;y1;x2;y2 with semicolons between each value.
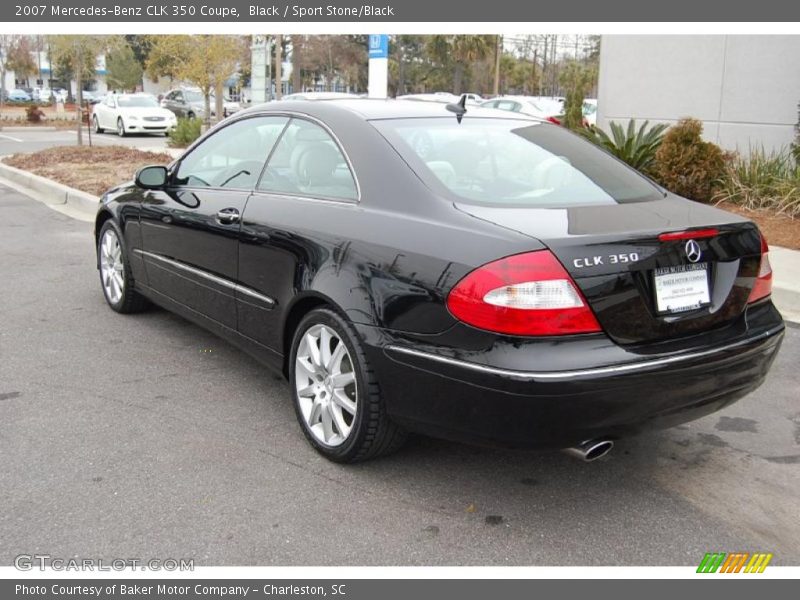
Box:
94;100;784;462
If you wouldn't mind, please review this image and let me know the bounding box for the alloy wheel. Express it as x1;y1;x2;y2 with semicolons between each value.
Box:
99;228;125;304
117;119;124;136
295;324;357;447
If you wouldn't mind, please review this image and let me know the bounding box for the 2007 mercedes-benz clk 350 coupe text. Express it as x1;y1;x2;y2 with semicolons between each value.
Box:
95;99;784;463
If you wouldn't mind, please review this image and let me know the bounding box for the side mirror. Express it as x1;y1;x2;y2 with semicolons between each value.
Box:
135;165;168;190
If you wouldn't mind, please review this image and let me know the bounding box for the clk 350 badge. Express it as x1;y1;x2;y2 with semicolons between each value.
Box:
573;252;640;268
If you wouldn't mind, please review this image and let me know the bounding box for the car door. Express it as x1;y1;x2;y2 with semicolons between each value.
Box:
139;115;289;329
164;90;183;117
237;117;360;351
100;95;117;129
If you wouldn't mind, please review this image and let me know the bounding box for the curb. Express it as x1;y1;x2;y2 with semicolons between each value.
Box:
0;160;99;216
0;126;59;132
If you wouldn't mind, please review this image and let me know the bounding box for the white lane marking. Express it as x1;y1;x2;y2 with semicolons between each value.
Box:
0;133;23;142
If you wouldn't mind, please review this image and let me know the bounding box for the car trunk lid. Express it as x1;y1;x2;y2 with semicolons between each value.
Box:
456;197;764;345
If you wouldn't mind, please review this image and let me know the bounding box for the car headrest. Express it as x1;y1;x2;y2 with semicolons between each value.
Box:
293;143;340;186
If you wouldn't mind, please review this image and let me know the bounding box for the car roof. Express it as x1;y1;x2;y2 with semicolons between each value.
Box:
243;98;543;122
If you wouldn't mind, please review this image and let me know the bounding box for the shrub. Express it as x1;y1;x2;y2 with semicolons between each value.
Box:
25;105;45;123
581;119;668;174
714;147;800;218
652;118;727;203
559;62;596;131
167;117;202;148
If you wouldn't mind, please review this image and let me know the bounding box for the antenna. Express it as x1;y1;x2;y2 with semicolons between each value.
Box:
445;94;468;124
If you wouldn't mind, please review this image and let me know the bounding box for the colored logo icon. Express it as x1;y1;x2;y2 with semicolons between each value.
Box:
697;552;773;573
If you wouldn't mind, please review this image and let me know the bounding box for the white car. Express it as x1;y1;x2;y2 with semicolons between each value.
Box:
210;95;241;117
92;93;177;137
282;92;360;101
583;99;598;126
480;96;553;119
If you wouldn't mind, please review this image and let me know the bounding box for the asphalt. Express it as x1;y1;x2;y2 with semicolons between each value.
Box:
0;126;169;155
1;184;799;566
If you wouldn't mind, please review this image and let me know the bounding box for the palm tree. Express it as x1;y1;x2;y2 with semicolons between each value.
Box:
426;35;493;95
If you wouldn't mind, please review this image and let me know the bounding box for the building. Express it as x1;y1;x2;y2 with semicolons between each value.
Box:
597;35;800;154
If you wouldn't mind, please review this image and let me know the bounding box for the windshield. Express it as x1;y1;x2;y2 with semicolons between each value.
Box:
185;90;203;103
117;95;159;108
373;118;662;207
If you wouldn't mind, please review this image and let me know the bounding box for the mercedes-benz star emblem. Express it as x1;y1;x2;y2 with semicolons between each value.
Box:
685;239;702;263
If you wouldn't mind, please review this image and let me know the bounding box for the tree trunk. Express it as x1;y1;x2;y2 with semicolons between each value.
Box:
0;65;6;121
76;44;83;146
493;35;501;97
453;63;464;95
204;92;212;129
275;34;282;99
214;81;224;124
397;53;406;96
291;36;302;94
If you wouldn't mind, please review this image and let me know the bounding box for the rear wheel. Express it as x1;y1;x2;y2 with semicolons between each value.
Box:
98;220;148;313
93;115;104;133
289;308;406;463
186;111;195;120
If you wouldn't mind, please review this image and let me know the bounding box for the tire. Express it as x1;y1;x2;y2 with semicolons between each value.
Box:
116;117;126;137
93;115;104;134
97;220;149;314
186;111;195;120
289;308;407;463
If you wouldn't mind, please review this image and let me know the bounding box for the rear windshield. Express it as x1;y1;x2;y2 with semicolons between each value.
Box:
118;96;159;108
372;118;663;207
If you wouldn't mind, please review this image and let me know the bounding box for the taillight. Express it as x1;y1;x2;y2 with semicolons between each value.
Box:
747;234;772;304
446;250;602;336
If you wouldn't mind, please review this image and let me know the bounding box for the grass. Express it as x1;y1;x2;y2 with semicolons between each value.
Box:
3;146;173;197
714;147;800;219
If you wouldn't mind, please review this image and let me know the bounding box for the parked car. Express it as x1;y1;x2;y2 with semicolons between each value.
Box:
210;94;241;117
161;87;206;119
583;99;598;126
52;88;68;103
32;87;53;103
397;92;459;104
94;100;784;463
480;96;551;118
92;93;177;136
282;92;360;101
7;89;32;102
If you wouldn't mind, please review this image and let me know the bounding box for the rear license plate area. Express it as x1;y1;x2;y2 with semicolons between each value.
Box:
653;263;711;314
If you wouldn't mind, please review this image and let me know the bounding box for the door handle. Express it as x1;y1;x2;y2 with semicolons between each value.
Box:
216;208;240;224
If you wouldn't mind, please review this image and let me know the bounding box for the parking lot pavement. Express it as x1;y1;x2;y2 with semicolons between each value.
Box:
1;184;798;566
0;127;169;156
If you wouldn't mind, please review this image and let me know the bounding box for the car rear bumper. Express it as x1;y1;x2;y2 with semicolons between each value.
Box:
357;301;785;448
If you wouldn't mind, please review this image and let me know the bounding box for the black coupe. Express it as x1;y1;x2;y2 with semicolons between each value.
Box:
95;99;784;462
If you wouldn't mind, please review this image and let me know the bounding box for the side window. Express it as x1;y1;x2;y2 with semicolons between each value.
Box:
174;116;289;189
257;119;358;201
174;92;184;102
105;96;115;108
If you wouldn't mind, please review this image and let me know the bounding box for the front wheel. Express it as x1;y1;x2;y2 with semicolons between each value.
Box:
98;220;148;313
116;117;126;137
289;308;407;463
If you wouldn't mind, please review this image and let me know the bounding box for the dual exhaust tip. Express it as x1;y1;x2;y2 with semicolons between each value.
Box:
563;439;614;462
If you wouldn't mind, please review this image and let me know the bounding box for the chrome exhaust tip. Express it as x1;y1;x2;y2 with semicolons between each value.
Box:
563;439;614;462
